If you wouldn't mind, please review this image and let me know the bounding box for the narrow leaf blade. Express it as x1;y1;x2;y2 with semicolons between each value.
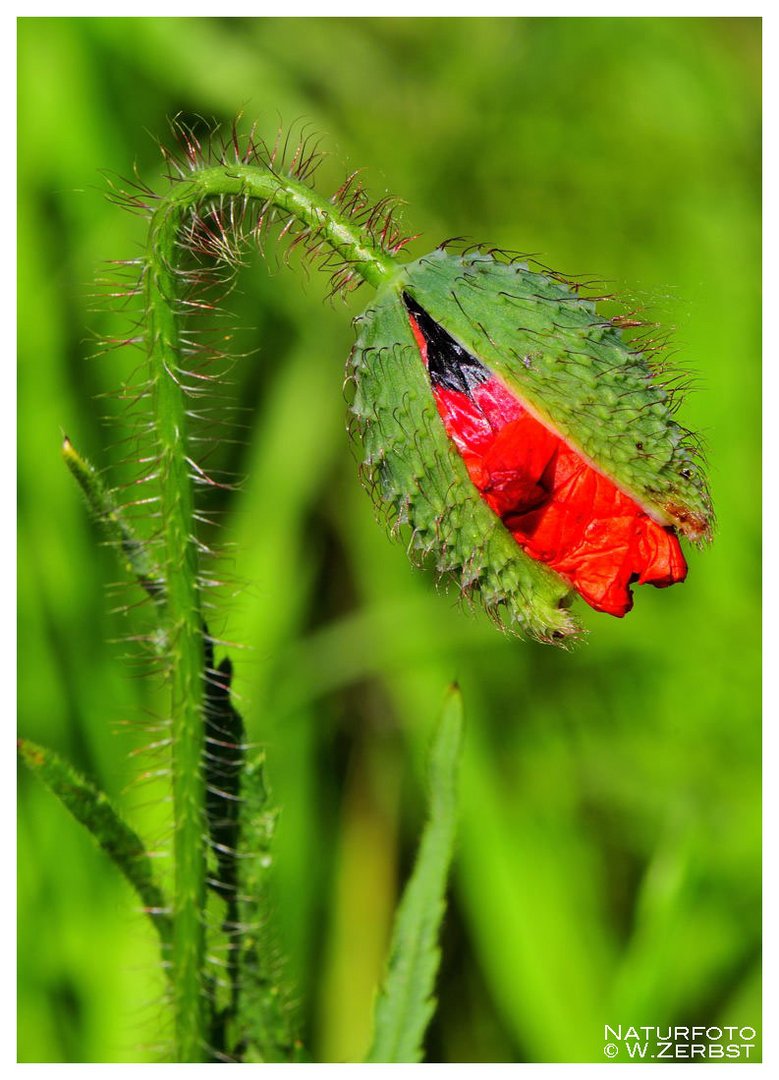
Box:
62;436;166;608
18;738;172;949
230;751;303;1062
366;684;464;1063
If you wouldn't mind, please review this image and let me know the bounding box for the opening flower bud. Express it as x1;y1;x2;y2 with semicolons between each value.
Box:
349;249;712;643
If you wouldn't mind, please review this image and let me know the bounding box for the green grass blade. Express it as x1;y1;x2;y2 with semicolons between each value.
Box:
366;685;464;1063
18;738;172;950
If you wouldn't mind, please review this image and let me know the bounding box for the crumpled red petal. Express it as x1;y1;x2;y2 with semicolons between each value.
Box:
409;312;687;617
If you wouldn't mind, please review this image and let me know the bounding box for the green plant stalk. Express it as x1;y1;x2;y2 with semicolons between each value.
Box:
144;165;400;1061
156;165;399;288
146;206;205;1062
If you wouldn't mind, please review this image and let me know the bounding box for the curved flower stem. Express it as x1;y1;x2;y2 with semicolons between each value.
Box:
144;164;400;1061
157;165;399;288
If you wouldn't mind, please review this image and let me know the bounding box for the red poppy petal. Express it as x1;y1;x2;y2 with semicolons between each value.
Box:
408;309;687;617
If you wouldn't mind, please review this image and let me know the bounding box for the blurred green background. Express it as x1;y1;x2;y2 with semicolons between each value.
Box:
18;17;761;1064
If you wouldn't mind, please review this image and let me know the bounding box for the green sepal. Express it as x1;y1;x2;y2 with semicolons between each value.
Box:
400;249;712;541
349;277;580;643
18;738;172;950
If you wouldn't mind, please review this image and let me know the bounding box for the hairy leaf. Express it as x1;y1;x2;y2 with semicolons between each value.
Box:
18;739;171;948
226;752;303;1062
62;436;166;608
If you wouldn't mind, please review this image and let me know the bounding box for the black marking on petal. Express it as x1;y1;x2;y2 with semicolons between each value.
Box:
403;292;491;397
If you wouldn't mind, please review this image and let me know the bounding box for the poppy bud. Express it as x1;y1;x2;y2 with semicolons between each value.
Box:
348;249;712;643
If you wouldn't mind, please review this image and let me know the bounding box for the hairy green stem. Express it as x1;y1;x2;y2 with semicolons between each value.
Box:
146;205;205;1062
144;163;400;1061
159;165;399;289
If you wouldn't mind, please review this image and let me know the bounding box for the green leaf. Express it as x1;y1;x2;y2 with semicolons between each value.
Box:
62;436;166;608
228;751;303;1062
366;684;464;1063
18;738;172;950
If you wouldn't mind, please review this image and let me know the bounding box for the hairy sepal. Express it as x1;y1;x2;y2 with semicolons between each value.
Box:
400;250;712;543
349;282;579;644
